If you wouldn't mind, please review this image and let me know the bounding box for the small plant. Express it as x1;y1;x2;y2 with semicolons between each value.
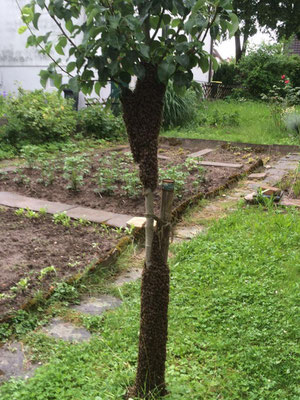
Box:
95;168;118;195
121;169;142;197
50;282;79;303
38;265;57;280
20;145;41;168
159;165;189;197
15;208;25;216
11;277;30;292
63;155;89;191
38;207;47;216
73;217;91;227
25;207;39;219
37;158;57;186
53;211;71;227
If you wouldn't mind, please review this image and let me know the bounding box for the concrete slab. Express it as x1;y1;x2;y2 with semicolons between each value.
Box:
280;197;300;208
0;342;38;382
187;148;214;158
106;214;133;228
0;192;75;214
127;216;147;228
0;166;18;173
248;172;267;180
199;161;243;168
71;295;122;315
175;225;206;240
43;318;91;342
65;206;114;224
114;268;142;287
158;155;171;160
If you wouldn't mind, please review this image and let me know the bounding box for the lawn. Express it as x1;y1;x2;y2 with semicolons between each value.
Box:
164;100;300;146
1;206;299;400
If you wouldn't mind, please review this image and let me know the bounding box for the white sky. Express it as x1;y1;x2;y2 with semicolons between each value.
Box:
215;29;276;60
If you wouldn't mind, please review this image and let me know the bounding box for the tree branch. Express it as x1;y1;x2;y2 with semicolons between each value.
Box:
150;7;165;42
44;3;80;51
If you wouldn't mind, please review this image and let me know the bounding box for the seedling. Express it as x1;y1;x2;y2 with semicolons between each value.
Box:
20;145;40;168
25;207;39;219
39;207;47;216
53;211;71;227
11;277;30;292
38;265;57;280
15;208;25;216
63;155;89;191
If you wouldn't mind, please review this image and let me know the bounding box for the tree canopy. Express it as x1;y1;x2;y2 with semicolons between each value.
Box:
20;0;239;94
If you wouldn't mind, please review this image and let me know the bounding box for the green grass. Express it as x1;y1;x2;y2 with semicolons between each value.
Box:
164;100;300;145
0;207;299;399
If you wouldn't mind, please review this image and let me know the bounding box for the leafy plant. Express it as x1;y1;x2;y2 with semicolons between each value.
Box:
11;277;30;292
163;83;198;129
38;266;57;280
20;145;41;168
78;105;125;140
53;211;71;227
2;88;77;147
63;155;89;191
15;208;25;216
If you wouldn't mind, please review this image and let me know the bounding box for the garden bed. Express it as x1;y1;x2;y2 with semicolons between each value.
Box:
0;143;278;216
0;207;123;319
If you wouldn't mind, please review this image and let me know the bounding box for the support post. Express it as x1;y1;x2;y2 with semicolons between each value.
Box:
160;179;175;264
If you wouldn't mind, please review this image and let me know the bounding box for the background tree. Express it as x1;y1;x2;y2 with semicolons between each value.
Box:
232;0;300;62
20;0;237;397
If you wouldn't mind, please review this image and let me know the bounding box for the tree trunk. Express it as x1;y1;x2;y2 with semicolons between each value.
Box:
121;64;169;398
235;30;242;63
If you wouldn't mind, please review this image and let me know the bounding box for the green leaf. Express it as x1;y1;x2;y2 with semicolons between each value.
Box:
138;44;150;59
55;43;65;55
66;62;76;73
33;13;41;29
39;70;49;88
158;61;176;83
228;13;239;37
199;56;209;73
65;20;74;33
94;82;101;95
175;54;190;68
68;76;79;93
133;64;145;79
18;26;28;34
119;71;131;84
53;73;62;88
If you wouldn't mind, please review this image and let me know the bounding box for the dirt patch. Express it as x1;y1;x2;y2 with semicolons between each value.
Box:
0;207;122;319
0;144;276;216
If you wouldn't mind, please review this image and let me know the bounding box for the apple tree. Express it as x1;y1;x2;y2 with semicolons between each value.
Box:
20;0;237;397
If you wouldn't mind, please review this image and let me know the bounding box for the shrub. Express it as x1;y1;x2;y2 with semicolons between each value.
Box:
283;112;300;135
1;88;77;147
237;44;300;99
212;62;238;85
77;105;125;140
163;83;198;129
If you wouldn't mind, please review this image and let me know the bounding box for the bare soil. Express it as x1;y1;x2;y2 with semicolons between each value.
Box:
0;144;273;216
0;207;121;319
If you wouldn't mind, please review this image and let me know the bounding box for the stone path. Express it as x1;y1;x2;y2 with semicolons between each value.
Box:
1;151;300;384
0;191;133;228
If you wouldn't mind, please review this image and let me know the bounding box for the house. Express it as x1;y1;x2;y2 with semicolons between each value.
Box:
0;0;212;105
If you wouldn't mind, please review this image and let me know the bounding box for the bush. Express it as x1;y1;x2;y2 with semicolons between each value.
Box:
213;62;238;85
237;44;300;100
77;105;125;140
1;88;77;147
163;83;198;129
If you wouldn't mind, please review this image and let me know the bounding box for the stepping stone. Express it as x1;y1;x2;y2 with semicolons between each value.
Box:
0;166;18;173
0;191;75;214
114;268;142;287
0;342;38;382
248;172;267;180
158;155;171;160
65;206;115;224
175;225;206;240
127;216;147;228
43;318;91;342
71;295;122;315
280;197;300;208
106;213;133;228
199;161;243;168
187;148;214;158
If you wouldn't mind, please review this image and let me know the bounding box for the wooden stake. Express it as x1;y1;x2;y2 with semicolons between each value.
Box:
144;188;154;267
160;179;174;264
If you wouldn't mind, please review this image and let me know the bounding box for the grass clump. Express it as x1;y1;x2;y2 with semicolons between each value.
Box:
0;208;299;399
